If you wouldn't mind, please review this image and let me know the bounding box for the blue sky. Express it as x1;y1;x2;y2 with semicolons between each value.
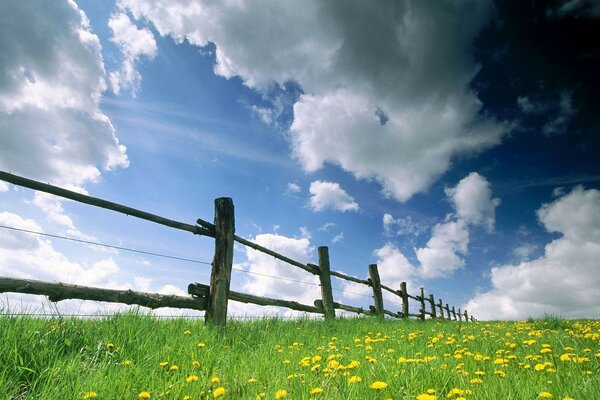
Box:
1;0;599;320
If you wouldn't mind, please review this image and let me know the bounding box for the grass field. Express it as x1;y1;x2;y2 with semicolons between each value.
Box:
0;312;598;399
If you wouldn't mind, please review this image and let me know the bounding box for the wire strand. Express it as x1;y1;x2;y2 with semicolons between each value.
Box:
0;224;212;266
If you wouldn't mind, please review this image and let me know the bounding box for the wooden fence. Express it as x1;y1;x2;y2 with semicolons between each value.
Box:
0;171;475;326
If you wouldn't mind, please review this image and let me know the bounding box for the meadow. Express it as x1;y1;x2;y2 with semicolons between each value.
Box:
0;313;598;399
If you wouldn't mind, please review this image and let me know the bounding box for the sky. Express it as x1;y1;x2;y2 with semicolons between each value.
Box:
0;0;599;320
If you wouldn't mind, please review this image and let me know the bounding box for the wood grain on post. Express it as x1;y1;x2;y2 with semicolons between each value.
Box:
429;294;436;319
400;281;409;319
205;198;235;327
317;246;335;320
419;287;426;320
368;264;384;319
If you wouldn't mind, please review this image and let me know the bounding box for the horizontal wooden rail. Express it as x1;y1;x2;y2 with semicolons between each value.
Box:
329;270;370;285
0;171;214;237
380;283;398;296
383;309;402;318
0;277;207;311
233;235;319;275
189;283;322;314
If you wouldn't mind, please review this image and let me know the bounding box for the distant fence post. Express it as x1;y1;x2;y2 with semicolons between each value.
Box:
429;294;436;319
368;264;384;319
317;246;335;320
399;281;409;319
438;298;444;319
457;308;463;322
445;303;451;320
205;197;235;327
464;309;469;322
451;306;457;321
419;287;426;320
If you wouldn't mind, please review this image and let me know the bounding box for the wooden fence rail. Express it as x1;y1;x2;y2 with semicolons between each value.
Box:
0;171;476;326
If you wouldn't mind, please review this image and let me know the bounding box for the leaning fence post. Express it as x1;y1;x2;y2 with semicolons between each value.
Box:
205;197;235;327
399;281;409;319
368;264;384;319
429;294;436;319
445;303;451;320
464;309;469;322
419;287;426;320
317;246;335;320
451;306;457;320
457;308;463;322
438;298;444;319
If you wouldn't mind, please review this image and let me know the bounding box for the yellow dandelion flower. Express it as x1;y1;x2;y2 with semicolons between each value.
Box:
213;387;226;398
310;387;323;395
198;342;206;347
183;397;190;400
211;377;221;384
192;360;201;368
348;375;362;383
538;392;553;398
426;389;436;394
122;359;133;366
534;363;546;371
83;391;97;399
416;394;436;400
106;342;114;350
186;375;199;383
275;389;288;399
138;391;151;399
370;381;388;390
159;361;169;367
248;378;257;383
562;397;574;400
183;329;191;335
470;378;483;384
169;365;179;371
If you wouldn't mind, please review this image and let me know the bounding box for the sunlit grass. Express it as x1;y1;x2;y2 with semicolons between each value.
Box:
0;312;598;399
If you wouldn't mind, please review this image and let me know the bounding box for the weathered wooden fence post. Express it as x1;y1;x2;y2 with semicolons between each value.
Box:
451;306;457;321
438;298;445;319
419;287;426;320
445;303;451;320
205;197;235;327
464;309;469;322
368;264;384;319
399;281;409;319
457;308;463;322
429;294;436;319
317;246;335;320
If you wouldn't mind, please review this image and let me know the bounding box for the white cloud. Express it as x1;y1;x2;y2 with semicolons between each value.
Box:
284;182;301;195
331;232;344;244
0;181;8;192
542;91;576;136
119;0;509;202
445;172;501;231
512;243;538;261
547;0;600;18
383;213;429;238
416;219;470;279
309;180;359;212
108;12;157;95
0;1;129;189
239;233;321;316
465;186;600;320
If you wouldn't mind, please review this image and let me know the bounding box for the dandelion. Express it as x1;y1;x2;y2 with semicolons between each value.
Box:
211;377;221;384
538;392;553;398
275;389;288;399
170;365;179;371
186;375;199;383
122;359;133;366
138;391;151;399
310;387;324;395
192;360;201;368
416;394;436;400
106;342;114;350
248;378;257;383
198;342;206;347
159;361;169;367
370;381;388;390
183;330;191;335
213;387;226;398
83;392;97;399
348;375;362;383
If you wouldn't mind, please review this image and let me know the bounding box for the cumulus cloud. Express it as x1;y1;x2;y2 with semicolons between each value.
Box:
108;12;157;95
0;1;128;189
379;172;499;279
445;172;501;231
118;0;509;202
308;181;359;213
465;186;600;320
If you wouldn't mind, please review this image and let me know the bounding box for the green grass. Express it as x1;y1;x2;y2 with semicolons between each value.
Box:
0;312;598;399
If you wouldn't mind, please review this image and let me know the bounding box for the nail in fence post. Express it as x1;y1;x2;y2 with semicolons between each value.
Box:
317;246;335;320
419;287;426;320
205;197;235;328
400;281;409;319
429;294;436;319
368;264;384;319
